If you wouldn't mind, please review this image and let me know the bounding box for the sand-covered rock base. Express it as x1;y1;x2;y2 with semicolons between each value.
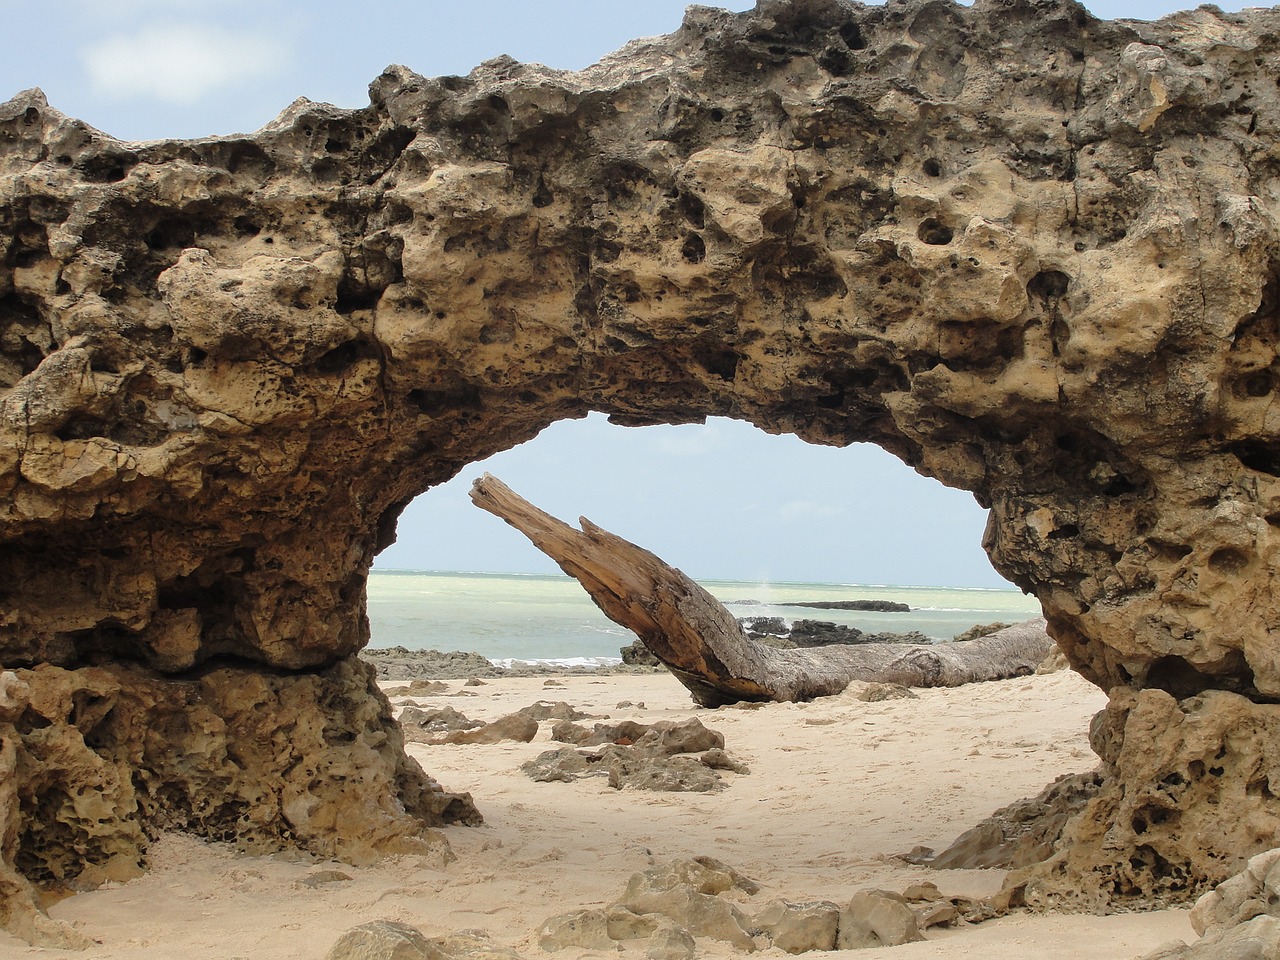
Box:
3;670;1198;959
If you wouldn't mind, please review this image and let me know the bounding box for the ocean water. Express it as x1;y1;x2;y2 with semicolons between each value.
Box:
365;570;1043;666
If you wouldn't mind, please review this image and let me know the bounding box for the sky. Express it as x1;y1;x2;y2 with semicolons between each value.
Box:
0;0;1247;588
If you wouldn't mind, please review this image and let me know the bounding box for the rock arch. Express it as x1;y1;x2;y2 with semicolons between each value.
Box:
3;0;1280;940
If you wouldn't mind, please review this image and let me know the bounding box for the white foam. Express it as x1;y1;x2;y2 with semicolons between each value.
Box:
489;656;624;670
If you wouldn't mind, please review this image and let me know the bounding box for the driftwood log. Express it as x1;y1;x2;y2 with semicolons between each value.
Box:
469;475;1054;706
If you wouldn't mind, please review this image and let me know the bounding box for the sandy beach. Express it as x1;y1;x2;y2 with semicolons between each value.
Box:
7;669;1195;960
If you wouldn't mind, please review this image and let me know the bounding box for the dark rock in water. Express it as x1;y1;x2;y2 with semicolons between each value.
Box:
741;616;788;638
788;621;935;647
789;620;866;646
621;640;660;666
783;600;911;613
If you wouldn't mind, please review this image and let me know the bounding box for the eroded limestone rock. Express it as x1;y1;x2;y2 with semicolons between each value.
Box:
536;909;615;952
836;891;926;950
0;659;478;944
751;899;842;954
325;919;448;960
609;857;760;951
539;858;973;956
429;712;539;745
3;0;1280;928
515;700;594;722
931;770;1104;870
1007;690;1280;911
1133;848;1280;959
524;717;746;791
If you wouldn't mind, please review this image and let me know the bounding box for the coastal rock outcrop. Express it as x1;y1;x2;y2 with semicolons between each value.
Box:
3;0;1280;936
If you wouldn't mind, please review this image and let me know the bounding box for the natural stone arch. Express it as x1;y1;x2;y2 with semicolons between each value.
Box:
3;0;1280;941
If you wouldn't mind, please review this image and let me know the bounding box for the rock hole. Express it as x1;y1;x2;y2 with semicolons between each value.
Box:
1228;440;1280;476
818;47;853;76
312;158;343;184
1047;524;1079;540
1027;270;1070;301
55;414;108;442
22;107;39;126
145;218;199;251
1208;547;1250;574
682;233;706;264
917;219;953;245
384;203;414;226
405;384;482;416
697;346;739;382
314;338;380;375
335;279;383;315
679;193;705;229
1151;541;1192;562
709;108;726;122
1236;370;1273;398
224;142;274;178
839;22;866;50
1101;475;1139;497
1188;760;1206;779
17;707;51;734
1146;656;1232;700
1247;776;1274;798
532;179;554;208
922;158;942;178
75;151;137;184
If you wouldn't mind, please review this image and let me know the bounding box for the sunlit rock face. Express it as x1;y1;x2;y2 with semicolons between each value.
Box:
3;0;1280;933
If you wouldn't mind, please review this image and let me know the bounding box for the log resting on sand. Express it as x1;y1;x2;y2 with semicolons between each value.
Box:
469;475;1053;707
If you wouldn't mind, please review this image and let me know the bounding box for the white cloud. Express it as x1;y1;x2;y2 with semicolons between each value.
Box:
83;23;289;105
777;499;847;522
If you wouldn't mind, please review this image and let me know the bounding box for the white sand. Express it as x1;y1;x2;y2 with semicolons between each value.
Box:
7;670;1195;959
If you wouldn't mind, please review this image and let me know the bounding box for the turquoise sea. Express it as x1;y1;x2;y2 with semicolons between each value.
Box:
366;570;1044;667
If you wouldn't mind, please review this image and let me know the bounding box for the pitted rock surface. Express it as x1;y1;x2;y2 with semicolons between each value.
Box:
3;0;1280;932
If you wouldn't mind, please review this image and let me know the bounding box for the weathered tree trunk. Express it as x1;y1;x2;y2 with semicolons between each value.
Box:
469;475;1054;707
